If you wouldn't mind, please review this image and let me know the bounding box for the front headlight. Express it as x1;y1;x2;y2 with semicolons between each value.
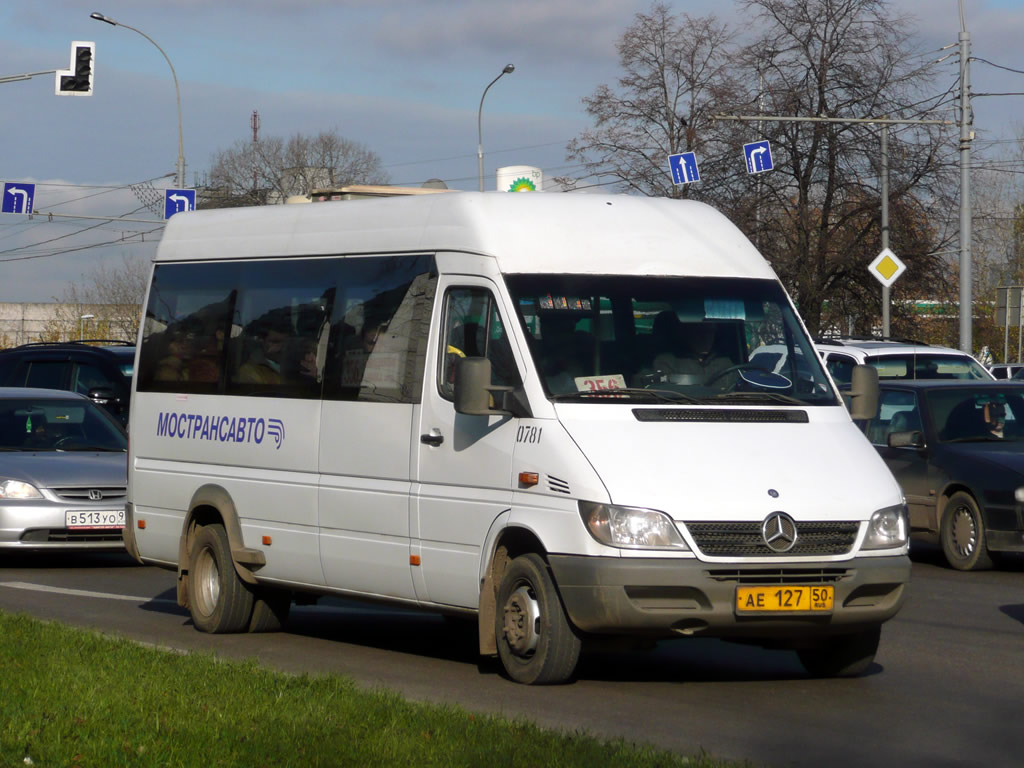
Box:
862;503;908;550
579;501;689;550
0;480;44;500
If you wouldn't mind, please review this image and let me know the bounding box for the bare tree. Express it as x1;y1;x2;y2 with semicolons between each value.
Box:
45;255;150;342
568;4;742;198
205;129;390;207
570;0;958;338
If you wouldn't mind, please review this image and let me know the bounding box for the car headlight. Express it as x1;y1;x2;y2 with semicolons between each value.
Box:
0;480;44;500
579;501;689;550
862;503;908;550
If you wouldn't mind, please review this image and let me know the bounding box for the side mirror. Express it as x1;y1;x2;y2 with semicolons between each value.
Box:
888;430;924;449
847;364;879;420
454;358;514;416
87;386;118;408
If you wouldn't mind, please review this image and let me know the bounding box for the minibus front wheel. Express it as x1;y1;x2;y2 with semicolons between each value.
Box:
188;523;255;633
495;553;581;684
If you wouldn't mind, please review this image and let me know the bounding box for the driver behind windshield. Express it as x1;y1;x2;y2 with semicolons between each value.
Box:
639;315;733;386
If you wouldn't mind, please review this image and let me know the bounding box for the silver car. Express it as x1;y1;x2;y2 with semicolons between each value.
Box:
0;388;127;551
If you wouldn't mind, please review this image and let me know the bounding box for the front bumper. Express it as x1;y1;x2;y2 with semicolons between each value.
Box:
549;554;910;640
987;529;1024;552
0;501;125;551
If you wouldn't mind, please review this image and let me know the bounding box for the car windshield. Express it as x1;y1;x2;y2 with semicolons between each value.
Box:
0;399;127;452
504;275;837;406
928;387;1024;443
866;353;990;380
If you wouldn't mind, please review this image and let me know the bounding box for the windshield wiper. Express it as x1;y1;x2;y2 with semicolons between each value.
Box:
706;391;807;406
551;388;705;404
57;445;125;452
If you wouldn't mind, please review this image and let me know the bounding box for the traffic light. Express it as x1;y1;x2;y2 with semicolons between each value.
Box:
55;41;94;96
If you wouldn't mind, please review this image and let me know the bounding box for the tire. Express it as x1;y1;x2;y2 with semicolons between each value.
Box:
188;524;254;633
248;588;291;633
941;491;993;571
797;626;881;678
494;553;581;685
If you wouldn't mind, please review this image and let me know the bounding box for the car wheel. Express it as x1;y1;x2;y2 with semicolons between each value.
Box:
495;553;581;685
797;626;880;678
188;523;254;633
941;491;993;571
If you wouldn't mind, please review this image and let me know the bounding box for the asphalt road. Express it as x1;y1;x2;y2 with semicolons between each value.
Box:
1;545;1022;768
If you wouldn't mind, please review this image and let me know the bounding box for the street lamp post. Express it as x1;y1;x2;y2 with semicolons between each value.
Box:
79;314;95;341
90;11;186;188
477;64;514;192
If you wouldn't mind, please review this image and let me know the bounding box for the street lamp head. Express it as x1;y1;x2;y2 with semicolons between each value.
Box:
90;12;118;25
503;64;515;74
80;314;95;320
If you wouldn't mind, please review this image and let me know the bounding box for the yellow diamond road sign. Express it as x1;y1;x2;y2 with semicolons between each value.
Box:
868;247;906;288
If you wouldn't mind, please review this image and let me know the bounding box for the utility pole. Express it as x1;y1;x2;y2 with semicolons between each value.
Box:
880;122;890;336
251;110;260;195
958;7;973;354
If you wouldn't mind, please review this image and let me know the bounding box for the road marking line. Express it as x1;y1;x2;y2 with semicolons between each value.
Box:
0;581;176;604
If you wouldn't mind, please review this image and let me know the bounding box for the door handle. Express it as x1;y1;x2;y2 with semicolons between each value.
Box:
420;428;444;446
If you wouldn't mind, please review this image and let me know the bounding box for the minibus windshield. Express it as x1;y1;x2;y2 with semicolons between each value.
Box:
504;275;838;407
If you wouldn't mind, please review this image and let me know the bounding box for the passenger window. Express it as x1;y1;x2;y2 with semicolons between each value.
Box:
25;361;67;390
72;363;111;395
138;255;437;403
826;355;856;387
440;288;519;400
868;390;919;446
322;256;436;404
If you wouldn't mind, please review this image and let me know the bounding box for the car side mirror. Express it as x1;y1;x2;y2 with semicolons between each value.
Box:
454;357;516;416
846;364;879;420
87;386;118;407
888;430;924;449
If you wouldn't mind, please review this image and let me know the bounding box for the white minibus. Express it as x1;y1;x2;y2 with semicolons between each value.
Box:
125;192;909;684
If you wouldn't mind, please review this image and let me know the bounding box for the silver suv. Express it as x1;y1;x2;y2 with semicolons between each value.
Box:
0;388;127;551
816;337;994;386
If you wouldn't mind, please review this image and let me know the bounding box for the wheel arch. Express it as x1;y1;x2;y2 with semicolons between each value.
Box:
937;482;980;521
477;524;549;656
176;484;265;607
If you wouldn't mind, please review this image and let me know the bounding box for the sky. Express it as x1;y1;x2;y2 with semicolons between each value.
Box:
1;0;1023;303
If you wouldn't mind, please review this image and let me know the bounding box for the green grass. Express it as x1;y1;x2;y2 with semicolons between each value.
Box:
0;612;743;768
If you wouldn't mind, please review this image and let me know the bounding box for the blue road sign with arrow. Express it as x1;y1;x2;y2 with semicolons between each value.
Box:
668;151;700;185
164;188;196;219
2;182;35;214
743;140;773;174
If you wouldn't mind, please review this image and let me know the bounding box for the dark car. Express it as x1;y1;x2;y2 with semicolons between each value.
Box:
861;380;1024;570
0;341;134;425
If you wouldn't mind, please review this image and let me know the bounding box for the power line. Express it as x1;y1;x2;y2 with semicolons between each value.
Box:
972;57;1024;76
0;227;163;263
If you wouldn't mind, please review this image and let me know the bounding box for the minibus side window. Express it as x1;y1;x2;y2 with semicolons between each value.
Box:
321;256;437;404
223;260;333;399
439;288;519;401
137;262;237;395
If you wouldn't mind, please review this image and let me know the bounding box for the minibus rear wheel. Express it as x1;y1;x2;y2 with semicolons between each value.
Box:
495;553;581;684
188;523;255;633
